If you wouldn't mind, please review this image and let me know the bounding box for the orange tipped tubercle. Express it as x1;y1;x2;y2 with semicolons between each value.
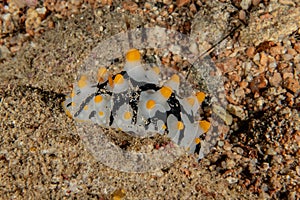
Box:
126;49;141;62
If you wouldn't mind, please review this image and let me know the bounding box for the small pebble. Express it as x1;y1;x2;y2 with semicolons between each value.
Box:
189;3;197;13
268;62;277;69
144;2;152;9
239;10;246;22
0;45;11;60
287;48;297;56
228;72;241;82
253;53;260;63
294;54;300;64
285;78;300;93
240;0;252;10
283;72;293;80
223;141;232;151
282;54;293;61
218;141;224;147
294;43;300;53
246;46;255;58
270;46;284;56
262;162;269;171
176;0;190;7
226;159;236;169
10;45;20;53
235;88;245;97
266;147;277;156
260;52;268;66
36;7;47;20
269;72;282;87
296;166;300;176
232;147;244;154
212;105;233;125
48;20;55;28
163;0;173;5
279;0;296;6
122;1;138;12
252;0;260;6
226;177;238;184
228;104;245;119
239;81;248;89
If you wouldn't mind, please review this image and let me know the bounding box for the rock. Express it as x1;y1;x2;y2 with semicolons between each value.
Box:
228;104;245;119
261;162;269;171
287;48;297;56
212;104;233;125
283;72;293;80
279;0;296;6
36;7;48;20
268;61;277;69
101;0;113;6
252;0;260;6
239;10;247;22
25;8;42;32
220;57;238;73
10;45;20;53
218;140;224;147
70;0;83;6
296;166;300;176
122;1;138;12
246;46;255;58
255;97;264;109
240;0;252;10
144;2;151;9
226;159;236;169
270;45;284;56
282;54;293;61
48;19;55;28
278;63;289;71
189;3;197;13
269;72;282;87
25;0;38;7
10;0;27;8
266;147;277;156
294;43;300;53
232;147;244;154
250;73;268;94
260;52;268;67
239;80;248;89
228;72;241;82
294;54;300;64
2;13;16;34
285;78;300;93
0;45;11;60
235;87;245;97
163;0;173;5
226;177;238;184
223;141;232;151
253;52;260;64
176;0;190;7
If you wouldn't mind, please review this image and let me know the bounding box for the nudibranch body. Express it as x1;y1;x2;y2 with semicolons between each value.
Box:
63;49;210;157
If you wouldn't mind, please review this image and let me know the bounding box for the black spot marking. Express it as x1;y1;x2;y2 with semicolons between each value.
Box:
66;102;72;107
167;93;182;121
74;92;95;118
89;110;96;119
